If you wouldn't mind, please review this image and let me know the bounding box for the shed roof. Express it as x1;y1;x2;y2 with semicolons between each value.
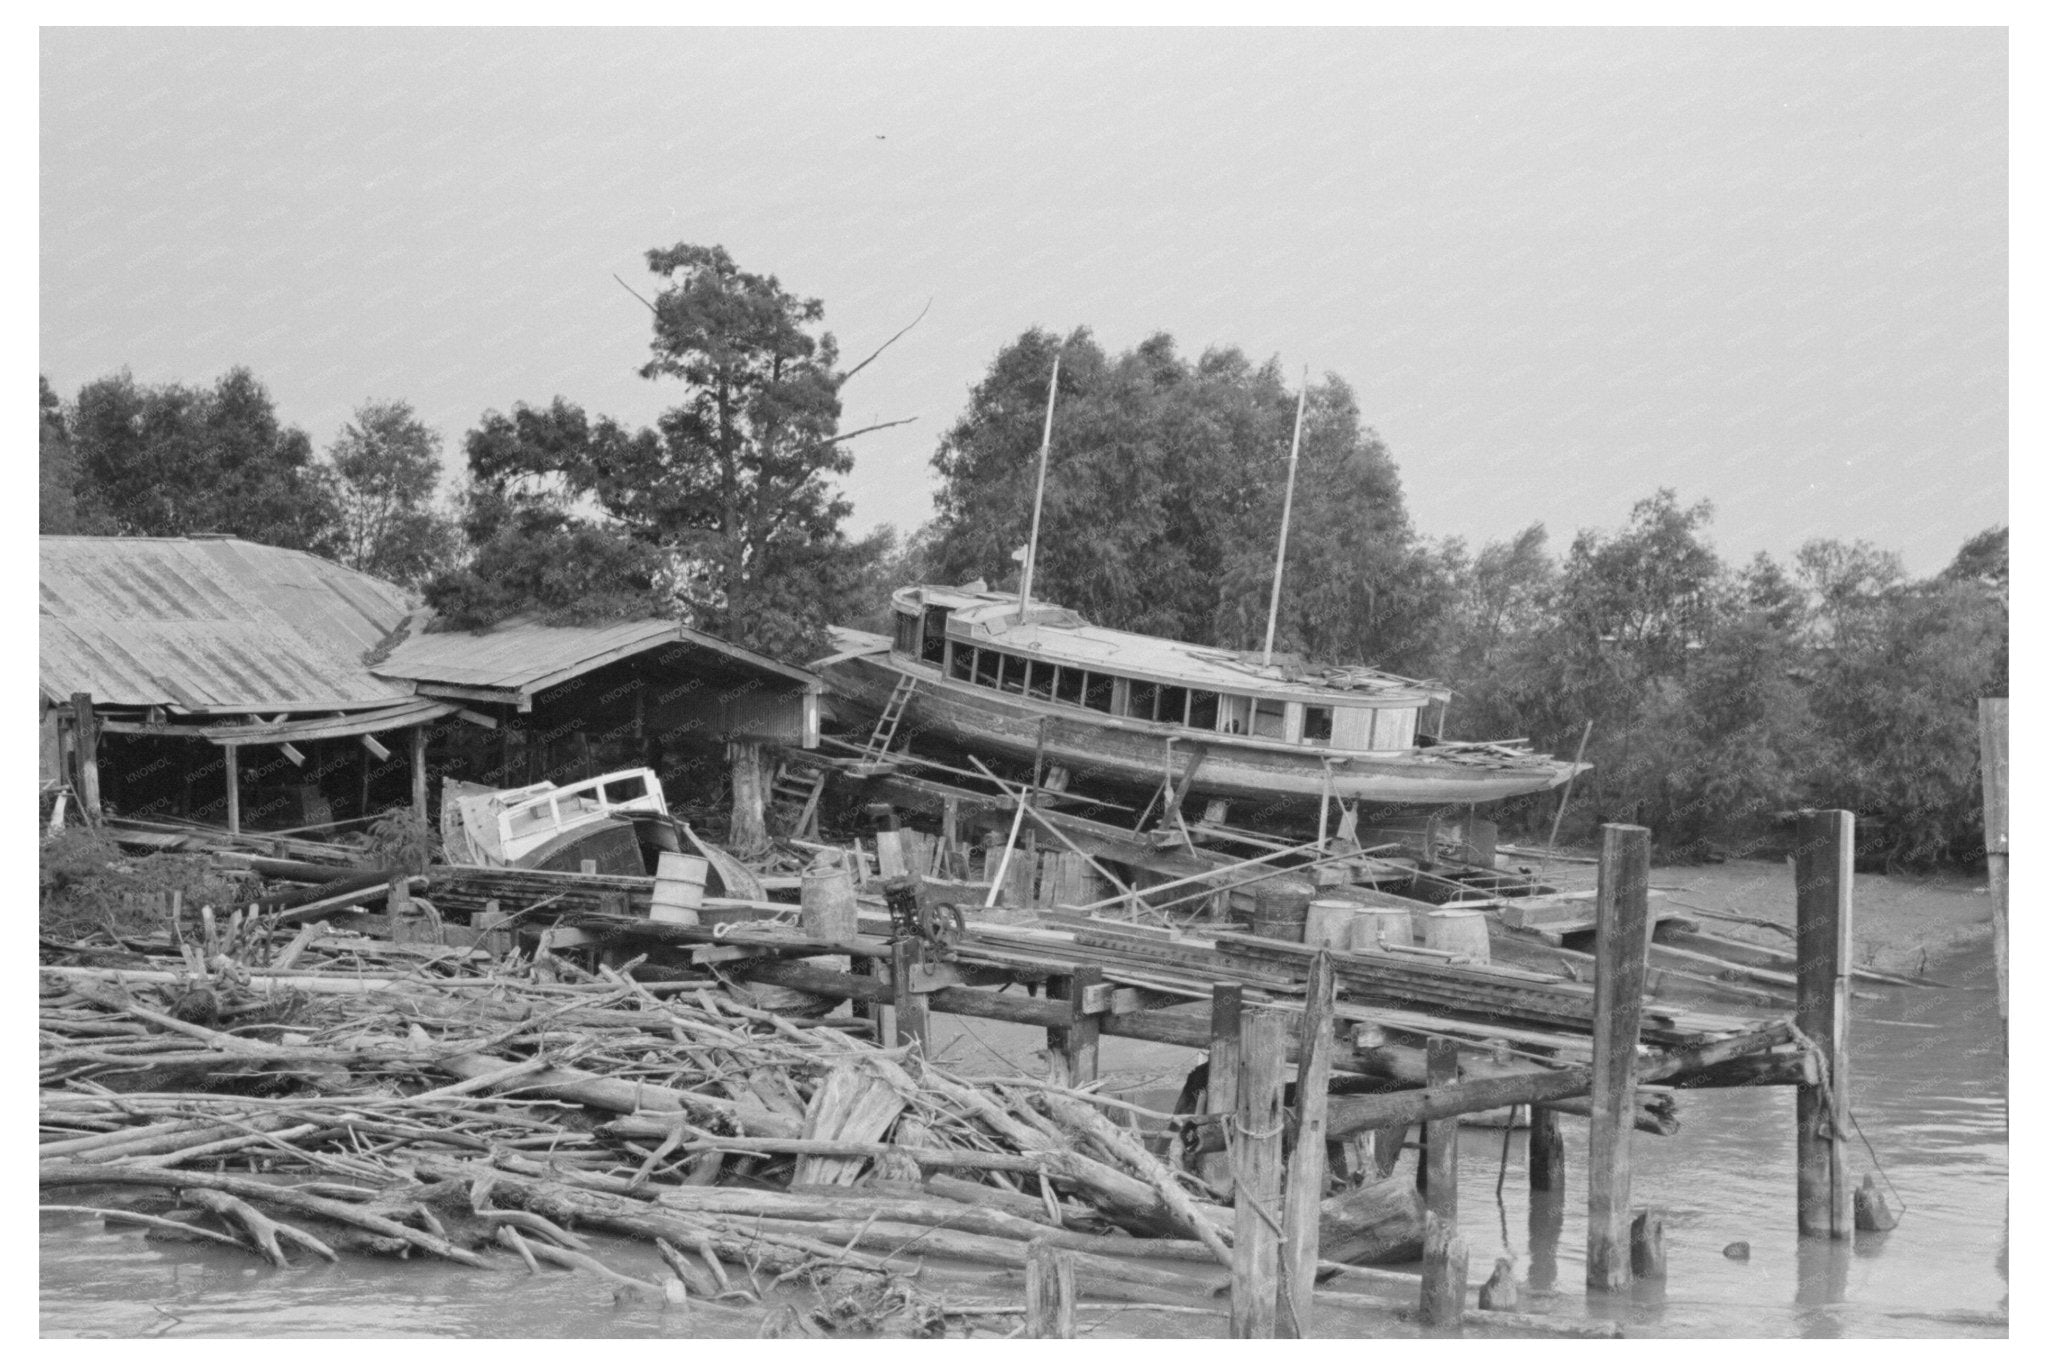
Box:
39;536;417;714
374;615;820;703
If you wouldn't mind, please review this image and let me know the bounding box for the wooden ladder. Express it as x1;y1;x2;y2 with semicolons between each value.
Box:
769;763;828;841
863;674;919;759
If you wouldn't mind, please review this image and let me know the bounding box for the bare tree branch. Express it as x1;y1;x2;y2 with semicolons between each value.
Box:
613;273;659;316
837;298;932;388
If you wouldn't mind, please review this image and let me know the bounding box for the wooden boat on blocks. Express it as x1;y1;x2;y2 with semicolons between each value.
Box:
819;584;1584;818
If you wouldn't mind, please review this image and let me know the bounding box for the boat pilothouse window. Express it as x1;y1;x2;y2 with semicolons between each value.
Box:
974;649;1001;688
1216;695;1252;735
1054;665;1084;706
1303;705;1333;743
1188;690;1220;731
950;645;976;682
998;652;1026;693
1025;658;1054;699
1125;679;1160;720
920;608;951;664
1082;672;1114;713
893;611;919;656
1158;685;1189;726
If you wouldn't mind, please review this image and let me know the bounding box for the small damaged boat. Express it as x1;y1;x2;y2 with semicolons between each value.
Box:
439;767;683;876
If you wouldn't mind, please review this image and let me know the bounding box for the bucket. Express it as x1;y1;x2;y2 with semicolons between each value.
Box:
1349;905;1415;954
1305;899;1359;949
800;860;861;944
1423;907;1491;964
1250;878;1314;942
651;852;708;924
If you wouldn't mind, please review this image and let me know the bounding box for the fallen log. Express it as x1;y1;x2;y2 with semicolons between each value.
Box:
430;1049;799;1138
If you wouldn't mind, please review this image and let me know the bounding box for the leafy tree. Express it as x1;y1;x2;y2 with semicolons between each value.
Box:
433;243;898;658
38;375;109;535
65;367;338;550
327;399;458;586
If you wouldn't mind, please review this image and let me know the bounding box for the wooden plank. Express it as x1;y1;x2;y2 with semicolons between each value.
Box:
1586;823;1651;1291
1277;952;1335;1339
1795;809;1853;1240
69;693;101;821
1230;1006;1285;1339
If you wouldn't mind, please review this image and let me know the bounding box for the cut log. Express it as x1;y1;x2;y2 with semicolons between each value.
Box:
1317;1175;1425;1265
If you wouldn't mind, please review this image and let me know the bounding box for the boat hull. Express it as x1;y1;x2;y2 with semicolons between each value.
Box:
823;653;1573;811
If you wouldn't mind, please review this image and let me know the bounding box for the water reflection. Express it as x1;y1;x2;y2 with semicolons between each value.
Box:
1794;1237;1852;1339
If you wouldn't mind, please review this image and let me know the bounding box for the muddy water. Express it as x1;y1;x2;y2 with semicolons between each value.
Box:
40;946;2006;1338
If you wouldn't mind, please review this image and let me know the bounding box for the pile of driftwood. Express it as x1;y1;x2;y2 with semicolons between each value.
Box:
38;920;1440;1337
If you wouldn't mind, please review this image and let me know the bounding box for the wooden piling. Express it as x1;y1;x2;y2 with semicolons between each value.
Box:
1795;809;1853;1240
1200;985;1242;1197
1422;1037;1460;1223
1278;952;1335;1339
1586;822;1651;1291
69;693;101;821
1230;1006;1285;1339
1528;1104;1564;1194
890;938;928;1051
1979;699;2008;1028
1025;1239;1076;1338
1630;1207;1666;1279
1419;1210;1468;1328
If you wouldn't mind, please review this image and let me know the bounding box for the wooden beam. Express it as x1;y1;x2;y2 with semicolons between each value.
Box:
1422;1036;1460;1224
1586;823;1651;1291
1200;985;1242;1197
1277;952;1335;1339
1795;809;1853;1240
409;726;428;821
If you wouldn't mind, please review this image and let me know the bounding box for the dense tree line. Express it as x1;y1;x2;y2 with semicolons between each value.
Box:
922;331;2006;867
39;258;2004;865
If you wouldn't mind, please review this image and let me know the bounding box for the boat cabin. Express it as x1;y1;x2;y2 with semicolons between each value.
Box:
890;586;1441;754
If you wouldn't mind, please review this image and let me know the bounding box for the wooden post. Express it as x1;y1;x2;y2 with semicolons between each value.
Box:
1419;1211;1468;1328
1201;984;1243;1197
1278;952;1335;1339
69;693;102;821
1795;808;1854;1240
224;743;241;835
1630;1208;1667;1279
1230;1006;1285;1339
1024;1240;1075;1338
1979;699;2008;1028
1423;1037;1460;1223
409;725;428;821
890;938;927;1051
1586;822;1651;1291
1529;1104;1565;1194
1047;966;1102;1087
727;739;769;855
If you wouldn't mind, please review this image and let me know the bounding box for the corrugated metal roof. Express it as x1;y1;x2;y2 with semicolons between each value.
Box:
39;536;418;713
376;616;821;697
375;617;678;690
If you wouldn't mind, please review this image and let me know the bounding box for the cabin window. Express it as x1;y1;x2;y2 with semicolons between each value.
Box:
893;612;919;656
920;608;950;665
950;646;976;682
1024;658;1054;700
1158;685;1189;726
1126;679;1160;721
1188;690;1220;730
1054;665;1085;706
1217;695;1252;735
998;652;1026;693
1082;672;1115;712
1252;699;1287;739
975;649;1002;688
1303;705;1333;743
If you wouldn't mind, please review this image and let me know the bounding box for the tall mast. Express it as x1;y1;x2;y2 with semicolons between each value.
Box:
1017;355;1060;620
1262;372;1308;666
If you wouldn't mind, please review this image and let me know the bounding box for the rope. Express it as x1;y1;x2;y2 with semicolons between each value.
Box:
1786;1020;1908;1218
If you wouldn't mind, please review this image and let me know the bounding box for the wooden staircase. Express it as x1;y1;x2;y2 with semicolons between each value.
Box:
862;675;919;759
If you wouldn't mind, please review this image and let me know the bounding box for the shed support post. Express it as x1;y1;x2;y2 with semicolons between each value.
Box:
224;743;241;835
410;725;428;822
69;692;101;822
728;739;769;856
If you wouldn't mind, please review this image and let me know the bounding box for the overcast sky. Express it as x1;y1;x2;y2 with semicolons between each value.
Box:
39;26;2007;576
